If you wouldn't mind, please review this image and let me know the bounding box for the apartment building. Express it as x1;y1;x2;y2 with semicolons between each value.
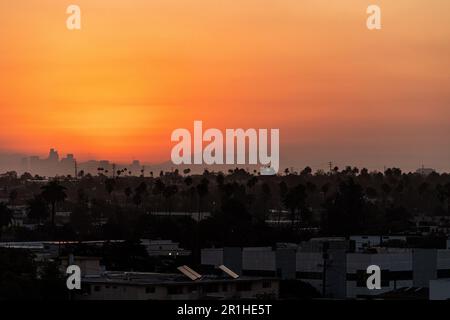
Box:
75;272;279;300
201;239;450;299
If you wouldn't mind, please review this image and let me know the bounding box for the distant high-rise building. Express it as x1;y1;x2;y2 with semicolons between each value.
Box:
20;157;29;173
60;154;77;176
48;148;59;162
29;156;40;173
130;160;141;175
98;160;111;174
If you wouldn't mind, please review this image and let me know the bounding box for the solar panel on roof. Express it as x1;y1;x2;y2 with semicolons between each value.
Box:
177;265;201;280
183;265;202;279
219;265;240;279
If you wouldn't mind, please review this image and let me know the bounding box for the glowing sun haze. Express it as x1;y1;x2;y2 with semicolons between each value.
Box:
0;0;449;170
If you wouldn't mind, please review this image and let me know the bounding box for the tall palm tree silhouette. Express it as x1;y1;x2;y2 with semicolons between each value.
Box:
0;202;13;239
41;181;67;228
196;178;209;221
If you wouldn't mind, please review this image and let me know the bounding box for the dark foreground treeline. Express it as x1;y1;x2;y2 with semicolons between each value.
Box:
0;248;66;299
0;167;449;299
0;167;449;248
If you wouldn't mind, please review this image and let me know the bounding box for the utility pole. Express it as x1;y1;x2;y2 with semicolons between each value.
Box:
328;162;333;174
74;160;78;180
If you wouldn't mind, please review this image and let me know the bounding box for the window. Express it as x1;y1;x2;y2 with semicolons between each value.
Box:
262;281;271;289
222;284;228;292
146;287;155;294
94;285;101;292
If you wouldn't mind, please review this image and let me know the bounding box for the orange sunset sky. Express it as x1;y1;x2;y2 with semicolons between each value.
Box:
0;0;449;171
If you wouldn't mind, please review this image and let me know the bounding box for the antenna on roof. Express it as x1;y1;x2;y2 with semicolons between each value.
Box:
177;265;202;280
218;265;240;279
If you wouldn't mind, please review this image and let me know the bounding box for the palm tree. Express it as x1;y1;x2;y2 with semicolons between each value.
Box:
8;190;18;208
301;166;312;176
78;170;85;179
163;185;178;213
246;176;258;190
437;183;450;216
216;173;224;187
278;181;288;224
26;195;49;225
321;183;330;200
283;184;307;229
40;181;67;227
381;183;392;208
134;182;148;207
184;176;193;187
124;187;132;203
152;179;165;211
0;202;13;239
260;183;272;222
105;178;116;199
196;178;209;220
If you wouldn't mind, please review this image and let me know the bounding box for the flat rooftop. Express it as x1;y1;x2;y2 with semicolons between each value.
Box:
82;272;277;286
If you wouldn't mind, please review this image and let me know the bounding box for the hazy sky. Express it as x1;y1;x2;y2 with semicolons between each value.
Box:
0;0;449;171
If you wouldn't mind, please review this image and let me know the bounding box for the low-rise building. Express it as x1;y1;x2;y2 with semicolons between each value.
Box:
412;215;450;235
350;235;407;252
140;239;191;257
429;279;450;300
60;256;104;276
75;272;279;300
201;241;450;299
150;212;211;222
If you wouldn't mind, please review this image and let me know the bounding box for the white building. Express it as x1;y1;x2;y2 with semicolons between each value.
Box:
151;212;211;222
429;279;450;300
140;239;190;257
201;242;450;299
242;247;276;276
76;272;279;300
412;216;450;235
350;235;407;252
346;249;413;298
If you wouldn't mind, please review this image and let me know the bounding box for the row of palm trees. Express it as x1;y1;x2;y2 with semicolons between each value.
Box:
0;181;67;239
